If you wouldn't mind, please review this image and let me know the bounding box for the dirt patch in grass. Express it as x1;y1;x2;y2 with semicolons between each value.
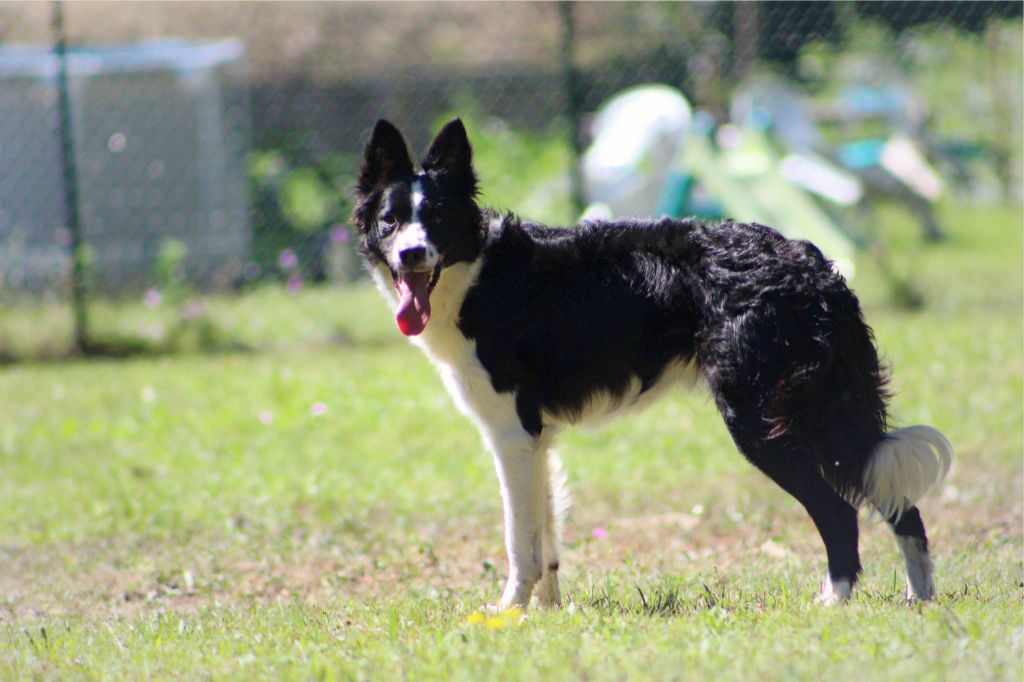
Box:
0;515;506;622
2;459;1019;623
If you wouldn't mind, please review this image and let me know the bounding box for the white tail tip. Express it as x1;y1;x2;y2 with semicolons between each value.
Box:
864;425;953;519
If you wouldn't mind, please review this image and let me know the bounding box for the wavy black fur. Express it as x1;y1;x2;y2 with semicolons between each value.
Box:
458;212;890;504
352;118;931;596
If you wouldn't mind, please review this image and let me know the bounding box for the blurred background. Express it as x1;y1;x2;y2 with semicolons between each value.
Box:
0;1;1021;360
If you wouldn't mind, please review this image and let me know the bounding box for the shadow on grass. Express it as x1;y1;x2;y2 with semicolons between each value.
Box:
577;577;766;617
577;577;1001;618
0;315;254;365
0;320;407;366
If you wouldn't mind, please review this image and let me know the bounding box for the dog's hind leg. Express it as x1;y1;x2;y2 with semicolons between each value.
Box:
750;451;863;604
534;449;570;607
886;506;936;601
712;384;862;602
717;397;863;602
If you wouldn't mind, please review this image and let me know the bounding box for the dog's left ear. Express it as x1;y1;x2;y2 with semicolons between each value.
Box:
422;118;478;195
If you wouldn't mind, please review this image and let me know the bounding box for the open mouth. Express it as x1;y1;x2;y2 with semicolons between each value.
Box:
392;260;443;336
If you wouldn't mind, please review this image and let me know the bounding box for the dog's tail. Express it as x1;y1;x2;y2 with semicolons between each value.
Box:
862;425;953;519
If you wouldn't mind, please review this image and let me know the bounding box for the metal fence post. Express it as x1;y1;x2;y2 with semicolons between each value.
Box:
52;0;89;354
559;0;585;220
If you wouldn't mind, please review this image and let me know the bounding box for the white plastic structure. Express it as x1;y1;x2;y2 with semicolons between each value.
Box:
581;84;692;218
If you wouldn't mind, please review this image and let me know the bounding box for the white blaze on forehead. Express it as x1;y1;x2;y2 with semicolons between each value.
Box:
411;180;425;222
387;179;439;270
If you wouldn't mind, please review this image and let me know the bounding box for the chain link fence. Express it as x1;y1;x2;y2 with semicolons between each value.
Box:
0;1;1020;358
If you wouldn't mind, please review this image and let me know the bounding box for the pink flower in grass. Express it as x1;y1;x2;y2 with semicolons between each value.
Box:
144;288;162;308
278;248;299;271
592;526;608;539
330;225;350;244
286;274;303;293
180;300;205;319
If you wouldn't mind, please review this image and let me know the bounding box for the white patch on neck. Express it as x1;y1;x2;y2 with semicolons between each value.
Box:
408;260;482;358
373;255;521;442
370;257;481;357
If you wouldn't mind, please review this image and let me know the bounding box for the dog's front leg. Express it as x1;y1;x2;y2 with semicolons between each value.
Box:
490;430;550;610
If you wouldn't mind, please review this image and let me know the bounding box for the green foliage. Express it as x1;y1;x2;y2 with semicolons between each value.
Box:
796;18;1022;190
278;167;336;233
155;238;187;284
154;238;189;303
247;148;360;281
434;105;575;225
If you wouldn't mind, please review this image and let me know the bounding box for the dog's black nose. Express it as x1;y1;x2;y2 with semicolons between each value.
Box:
399;246;427;267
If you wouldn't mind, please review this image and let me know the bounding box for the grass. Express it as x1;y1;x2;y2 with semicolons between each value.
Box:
1;202;1021;680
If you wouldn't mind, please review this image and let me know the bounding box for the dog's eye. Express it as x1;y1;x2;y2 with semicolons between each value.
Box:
378;213;397;234
421;205;442;224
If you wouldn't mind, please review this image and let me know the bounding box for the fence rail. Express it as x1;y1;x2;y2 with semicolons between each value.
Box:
0;1;1020;358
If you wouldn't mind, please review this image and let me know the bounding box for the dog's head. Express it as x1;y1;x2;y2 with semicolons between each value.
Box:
353;118;484;336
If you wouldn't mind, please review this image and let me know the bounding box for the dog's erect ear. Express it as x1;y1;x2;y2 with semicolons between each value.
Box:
357;120;414;195
421;118;477;195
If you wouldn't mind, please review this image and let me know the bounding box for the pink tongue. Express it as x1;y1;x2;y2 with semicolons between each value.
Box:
395;271;432;336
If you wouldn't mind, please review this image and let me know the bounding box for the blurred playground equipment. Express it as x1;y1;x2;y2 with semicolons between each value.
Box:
732;77;947;242
582;84;859;279
579;80;989;306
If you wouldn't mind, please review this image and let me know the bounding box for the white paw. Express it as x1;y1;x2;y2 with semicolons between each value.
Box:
497;579;535;610
897;537;936;602
816;576;851;605
533;571;561;608
482;602;510;614
905;576;935;602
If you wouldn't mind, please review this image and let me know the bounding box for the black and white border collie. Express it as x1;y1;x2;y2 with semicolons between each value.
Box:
353;118;953;609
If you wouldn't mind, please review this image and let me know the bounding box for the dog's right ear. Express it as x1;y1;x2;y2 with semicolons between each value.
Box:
353;120;413;235
421;118;477;196
356;120;414;196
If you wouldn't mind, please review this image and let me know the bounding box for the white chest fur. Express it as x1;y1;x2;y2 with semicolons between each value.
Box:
372;261;524;440
373;259;701;436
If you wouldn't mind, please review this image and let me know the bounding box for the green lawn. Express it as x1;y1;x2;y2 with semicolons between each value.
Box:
1;203;1021;680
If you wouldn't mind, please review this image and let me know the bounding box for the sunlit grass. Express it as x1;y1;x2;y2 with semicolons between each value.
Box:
0;202;1020;680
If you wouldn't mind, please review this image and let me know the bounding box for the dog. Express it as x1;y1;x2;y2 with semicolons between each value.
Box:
352;118;953;609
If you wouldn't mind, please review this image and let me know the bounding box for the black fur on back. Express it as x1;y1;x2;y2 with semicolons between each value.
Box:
352;118;892;507
460;212;890;504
